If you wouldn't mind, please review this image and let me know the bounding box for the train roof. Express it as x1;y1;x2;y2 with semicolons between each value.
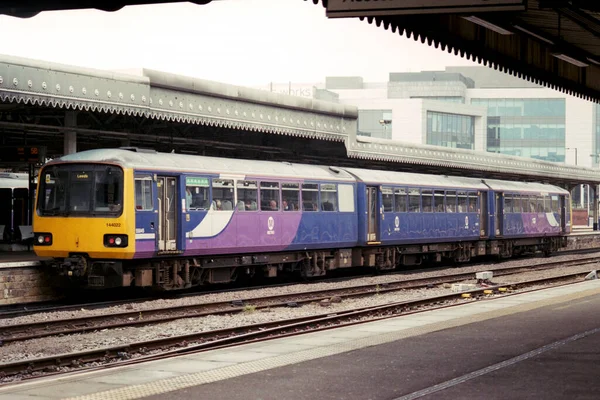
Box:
343;168;568;194
53;148;356;182
481;179;568;195
343;167;489;190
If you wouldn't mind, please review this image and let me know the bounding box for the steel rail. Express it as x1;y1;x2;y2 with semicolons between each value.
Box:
0;270;590;380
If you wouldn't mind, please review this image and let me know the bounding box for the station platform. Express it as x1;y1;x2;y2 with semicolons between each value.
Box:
0;251;45;269
1;278;599;400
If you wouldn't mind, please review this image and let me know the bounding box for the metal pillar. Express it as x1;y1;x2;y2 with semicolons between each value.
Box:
64;111;77;155
594;184;599;231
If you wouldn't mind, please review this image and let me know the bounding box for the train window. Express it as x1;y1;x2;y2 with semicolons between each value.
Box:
529;196;537;213
135;175;153;211
503;195;513;213
186;177;210;211
302;183;319;212
467;192;477;212
320;184;338;212
212;179;235;211
281;183;299;211
260;181;280;211
543;195;552;212
551;195;559;213
236;180;258;211
446;191;456;212
511;194;520;212
408;188;420;212
395;188;407;212
422;190;433;213
538;196;547;212
94;169;123;213
382;187;394;213
457;191;468;212
434;190;444;213
338;184;355;212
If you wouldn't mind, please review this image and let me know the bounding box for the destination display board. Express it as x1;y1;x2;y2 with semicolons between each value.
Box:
326;0;526;18
0;146;46;164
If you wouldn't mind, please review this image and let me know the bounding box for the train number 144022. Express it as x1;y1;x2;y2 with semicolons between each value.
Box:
106;222;122;228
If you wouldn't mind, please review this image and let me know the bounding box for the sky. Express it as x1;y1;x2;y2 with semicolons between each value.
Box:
0;0;477;86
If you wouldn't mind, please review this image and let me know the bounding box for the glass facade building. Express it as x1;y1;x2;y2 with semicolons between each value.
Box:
426;111;475;149
471;98;566;162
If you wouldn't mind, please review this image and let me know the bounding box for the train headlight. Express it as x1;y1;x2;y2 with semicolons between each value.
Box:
34;233;52;246
104;234;128;248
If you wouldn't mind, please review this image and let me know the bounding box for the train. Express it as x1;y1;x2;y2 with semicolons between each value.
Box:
0;172;33;243
32;147;571;290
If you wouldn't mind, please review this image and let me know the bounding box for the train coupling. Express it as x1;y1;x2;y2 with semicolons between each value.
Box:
53;255;88;277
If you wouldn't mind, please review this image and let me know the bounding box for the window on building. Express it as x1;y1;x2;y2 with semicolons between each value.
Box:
426;111;475;150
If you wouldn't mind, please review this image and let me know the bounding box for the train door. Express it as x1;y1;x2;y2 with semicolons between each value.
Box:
495;192;503;236
366;186;379;243
157;176;178;251
479;191;488;237
559;194;567;233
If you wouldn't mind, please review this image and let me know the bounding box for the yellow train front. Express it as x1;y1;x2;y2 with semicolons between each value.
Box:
33;159;135;288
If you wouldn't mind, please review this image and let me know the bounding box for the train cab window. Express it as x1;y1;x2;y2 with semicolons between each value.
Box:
135;175;153;211
186;177;210;211
422;190;433;213
302;183;319;212
457;191;468;212
382;187;394;213
467;192;478;212
446;191;457;213
395;188;407;212
93;168;123;213
212;179;234;211
260;181;280;211
408;188;420;212
282;183;300;211
433;190;444;213
320;184;338;212
504;195;513;213
236;180;258;211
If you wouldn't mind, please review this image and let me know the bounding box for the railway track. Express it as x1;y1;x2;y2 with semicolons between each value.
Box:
0;269;591;381
1;256;599;344
2;248;599;320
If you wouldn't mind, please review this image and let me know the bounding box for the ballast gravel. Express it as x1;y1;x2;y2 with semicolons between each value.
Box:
0;257;596;367
2;250;599;328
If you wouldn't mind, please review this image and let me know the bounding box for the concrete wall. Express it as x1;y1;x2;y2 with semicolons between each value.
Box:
0;267;57;305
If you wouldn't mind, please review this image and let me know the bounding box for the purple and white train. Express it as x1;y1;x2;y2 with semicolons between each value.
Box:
33;147;571;290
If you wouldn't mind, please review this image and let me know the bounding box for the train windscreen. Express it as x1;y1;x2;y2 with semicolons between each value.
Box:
37;164;123;217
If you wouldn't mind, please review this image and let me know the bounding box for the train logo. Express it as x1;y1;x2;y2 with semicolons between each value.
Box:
394;216;400;232
267;216;275;235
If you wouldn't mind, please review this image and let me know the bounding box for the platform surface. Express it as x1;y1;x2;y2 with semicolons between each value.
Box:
0;278;599;400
